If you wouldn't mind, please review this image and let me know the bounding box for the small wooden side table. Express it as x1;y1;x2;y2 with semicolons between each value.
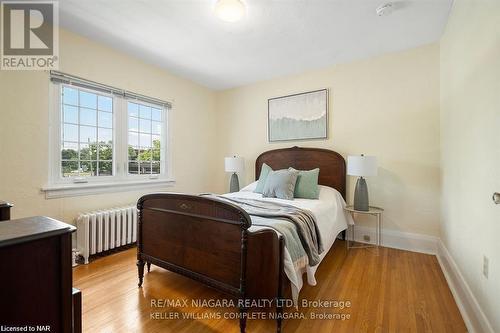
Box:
0;202;13;221
344;205;384;250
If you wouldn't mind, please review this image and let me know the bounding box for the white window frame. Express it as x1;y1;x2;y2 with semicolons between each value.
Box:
43;81;174;198
121;98;169;181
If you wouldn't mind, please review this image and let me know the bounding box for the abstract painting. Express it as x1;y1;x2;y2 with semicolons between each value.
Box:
268;89;328;142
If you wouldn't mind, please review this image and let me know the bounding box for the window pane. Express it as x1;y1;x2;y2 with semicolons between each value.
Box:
152;135;161;149
151;108;162;121
98;111;112;128
80;143;97;160
80;108;97;126
98;145;113;160
79;91;97;109
80;126;97;143
80;161;97;177
152;161;160;174
62;161;78;177
98;128;113;144
135;148;144;161
63;87;78;105
59;85;115;180
128;161;139;174
126;102;164;176
138;148;150;161
61;142;78;160
139;119;151;133
152;150;160;161
98;161;113;176
139;161;151;174
63;105;78;124
128;117;139;131
152;121;161;135
128;132;138;146
98;96;112;112
128;102;139;117
139;105;151;119
128;146;138;161
139;133;151;148
63;124;78;142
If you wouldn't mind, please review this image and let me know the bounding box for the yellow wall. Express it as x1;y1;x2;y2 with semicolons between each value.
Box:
0;29;217;224
0;28;442;240
440;0;500;331
214;43;441;236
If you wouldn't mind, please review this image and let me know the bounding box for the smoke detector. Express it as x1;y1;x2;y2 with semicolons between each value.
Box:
376;3;393;16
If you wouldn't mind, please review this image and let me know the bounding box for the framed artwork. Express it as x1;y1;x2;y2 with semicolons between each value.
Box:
268;88;328;142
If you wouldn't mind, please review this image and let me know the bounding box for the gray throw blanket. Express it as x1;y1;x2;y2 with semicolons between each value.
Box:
204;195;324;266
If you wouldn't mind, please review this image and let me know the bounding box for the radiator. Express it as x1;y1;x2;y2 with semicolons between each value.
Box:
76;206;138;264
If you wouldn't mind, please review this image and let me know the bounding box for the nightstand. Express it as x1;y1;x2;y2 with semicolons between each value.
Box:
344;205;383;250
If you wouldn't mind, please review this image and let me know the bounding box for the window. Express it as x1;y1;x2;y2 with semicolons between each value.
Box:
127;101;164;176
45;72;173;197
61;86;114;178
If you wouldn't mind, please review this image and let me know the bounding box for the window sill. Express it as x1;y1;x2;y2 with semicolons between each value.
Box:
41;179;176;199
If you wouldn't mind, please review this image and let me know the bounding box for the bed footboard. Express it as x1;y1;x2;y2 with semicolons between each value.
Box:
137;193;285;333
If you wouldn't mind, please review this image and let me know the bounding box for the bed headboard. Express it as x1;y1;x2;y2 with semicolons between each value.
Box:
255;146;346;199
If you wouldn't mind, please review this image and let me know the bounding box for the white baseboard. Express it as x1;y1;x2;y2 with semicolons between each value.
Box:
351;225;438;255
436;240;494;333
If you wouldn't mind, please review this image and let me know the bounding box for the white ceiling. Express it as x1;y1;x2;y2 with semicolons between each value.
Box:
59;0;452;90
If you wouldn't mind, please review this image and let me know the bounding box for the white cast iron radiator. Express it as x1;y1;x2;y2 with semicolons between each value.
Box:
76;206;138;264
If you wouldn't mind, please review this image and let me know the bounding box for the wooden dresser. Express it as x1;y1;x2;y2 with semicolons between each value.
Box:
0;216;81;332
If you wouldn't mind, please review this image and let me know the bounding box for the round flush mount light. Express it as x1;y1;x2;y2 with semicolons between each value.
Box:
214;0;246;22
376;3;393;16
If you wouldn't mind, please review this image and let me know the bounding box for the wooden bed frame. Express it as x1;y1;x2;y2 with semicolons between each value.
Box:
137;146;346;333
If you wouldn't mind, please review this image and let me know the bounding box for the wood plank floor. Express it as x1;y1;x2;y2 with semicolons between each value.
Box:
73;242;467;333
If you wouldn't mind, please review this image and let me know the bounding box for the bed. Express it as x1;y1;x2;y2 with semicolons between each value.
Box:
136;146;351;333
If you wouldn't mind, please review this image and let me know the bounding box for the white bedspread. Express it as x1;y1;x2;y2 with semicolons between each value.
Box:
223;182;353;304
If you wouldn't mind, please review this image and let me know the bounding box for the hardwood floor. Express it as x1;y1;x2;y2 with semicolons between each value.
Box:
73;242;466;333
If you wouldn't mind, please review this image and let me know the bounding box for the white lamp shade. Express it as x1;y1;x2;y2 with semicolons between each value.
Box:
225;156;244;173
347;155;377;177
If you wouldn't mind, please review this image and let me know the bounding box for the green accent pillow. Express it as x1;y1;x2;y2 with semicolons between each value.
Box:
289;167;320;199
254;163;273;193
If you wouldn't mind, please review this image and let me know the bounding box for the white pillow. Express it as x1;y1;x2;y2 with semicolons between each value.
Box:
240;181;258;192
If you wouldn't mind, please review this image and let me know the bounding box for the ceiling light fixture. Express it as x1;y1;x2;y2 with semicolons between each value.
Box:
376;3;393;16
214;0;246;22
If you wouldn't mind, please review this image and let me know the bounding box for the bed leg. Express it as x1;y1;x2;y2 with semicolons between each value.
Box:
239;306;247;333
276;236;285;333
146;262;151;273
276;298;283;333
137;259;145;287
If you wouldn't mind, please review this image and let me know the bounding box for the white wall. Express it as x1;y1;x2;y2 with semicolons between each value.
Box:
0;29;218;224
440;0;500;331
215;43;441;237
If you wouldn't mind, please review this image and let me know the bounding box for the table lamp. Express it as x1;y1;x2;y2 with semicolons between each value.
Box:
347;154;377;211
224;156;244;192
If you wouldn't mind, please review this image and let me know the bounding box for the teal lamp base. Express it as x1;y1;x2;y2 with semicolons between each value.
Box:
229;173;240;193
354;177;369;211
